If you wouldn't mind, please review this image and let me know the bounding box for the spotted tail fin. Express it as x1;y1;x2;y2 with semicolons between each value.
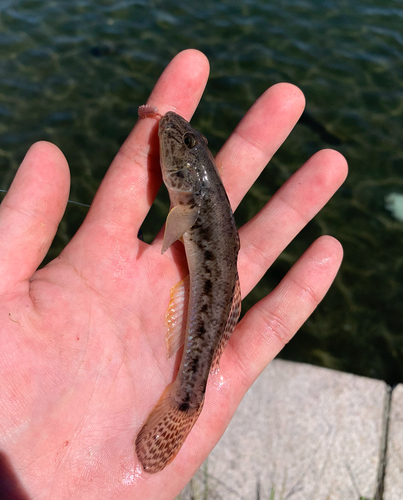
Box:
135;383;204;474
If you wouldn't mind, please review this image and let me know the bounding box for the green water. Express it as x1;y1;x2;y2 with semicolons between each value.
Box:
1;0;402;384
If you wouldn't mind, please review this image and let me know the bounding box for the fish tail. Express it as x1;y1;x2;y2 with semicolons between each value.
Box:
135;383;203;474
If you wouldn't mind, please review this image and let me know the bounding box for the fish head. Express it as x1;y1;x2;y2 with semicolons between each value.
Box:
159;111;208;193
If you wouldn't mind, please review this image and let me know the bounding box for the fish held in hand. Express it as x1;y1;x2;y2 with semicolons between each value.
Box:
135;111;241;474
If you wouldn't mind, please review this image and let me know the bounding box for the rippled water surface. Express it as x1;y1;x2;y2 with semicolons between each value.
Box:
1;0;402;384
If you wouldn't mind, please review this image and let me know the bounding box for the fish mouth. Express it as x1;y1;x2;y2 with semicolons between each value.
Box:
159;111;186;138
158;113;173;135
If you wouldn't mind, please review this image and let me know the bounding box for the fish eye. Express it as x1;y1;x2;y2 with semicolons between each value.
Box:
183;133;197;149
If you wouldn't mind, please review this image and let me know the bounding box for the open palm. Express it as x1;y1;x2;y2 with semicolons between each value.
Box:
0;50;347;500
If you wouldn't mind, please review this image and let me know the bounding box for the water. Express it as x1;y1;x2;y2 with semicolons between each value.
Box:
0;0;402;384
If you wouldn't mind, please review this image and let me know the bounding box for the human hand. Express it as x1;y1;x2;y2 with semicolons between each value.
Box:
0;49;347;500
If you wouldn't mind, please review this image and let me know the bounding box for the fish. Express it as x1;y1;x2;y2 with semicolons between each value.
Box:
135;111;241;474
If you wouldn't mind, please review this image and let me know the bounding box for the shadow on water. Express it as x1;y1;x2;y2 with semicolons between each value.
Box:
0;452;30;500
299;110;342;146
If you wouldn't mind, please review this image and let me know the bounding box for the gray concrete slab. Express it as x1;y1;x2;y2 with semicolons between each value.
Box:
384;383;403;500
179;359;390;500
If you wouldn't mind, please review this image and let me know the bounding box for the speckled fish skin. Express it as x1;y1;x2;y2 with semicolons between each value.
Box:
135;111;241;474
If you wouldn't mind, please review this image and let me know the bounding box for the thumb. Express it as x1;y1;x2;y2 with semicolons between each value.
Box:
0;141;70;293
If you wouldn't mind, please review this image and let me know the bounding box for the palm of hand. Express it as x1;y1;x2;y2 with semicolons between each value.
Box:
0;50;346;500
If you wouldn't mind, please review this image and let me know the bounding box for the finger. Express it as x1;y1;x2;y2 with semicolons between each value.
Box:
228;235;343;391
0;141;70;292
238;148;348;297
217;82;306;210
69;49;210;252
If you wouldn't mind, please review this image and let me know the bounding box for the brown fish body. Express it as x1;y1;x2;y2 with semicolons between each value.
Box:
135;111;241;473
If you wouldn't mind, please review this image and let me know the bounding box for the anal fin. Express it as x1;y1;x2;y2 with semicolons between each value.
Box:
210;275;241;374
165;275;190;359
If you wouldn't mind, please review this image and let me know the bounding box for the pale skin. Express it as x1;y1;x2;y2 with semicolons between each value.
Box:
0;49;347;499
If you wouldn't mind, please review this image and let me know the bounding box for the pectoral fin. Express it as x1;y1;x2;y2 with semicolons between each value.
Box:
161;205;199;254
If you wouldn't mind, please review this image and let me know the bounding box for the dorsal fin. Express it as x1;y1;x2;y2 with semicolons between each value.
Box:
210;275;241;373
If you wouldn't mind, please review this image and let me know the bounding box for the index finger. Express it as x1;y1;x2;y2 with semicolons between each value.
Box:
67;49;210;250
